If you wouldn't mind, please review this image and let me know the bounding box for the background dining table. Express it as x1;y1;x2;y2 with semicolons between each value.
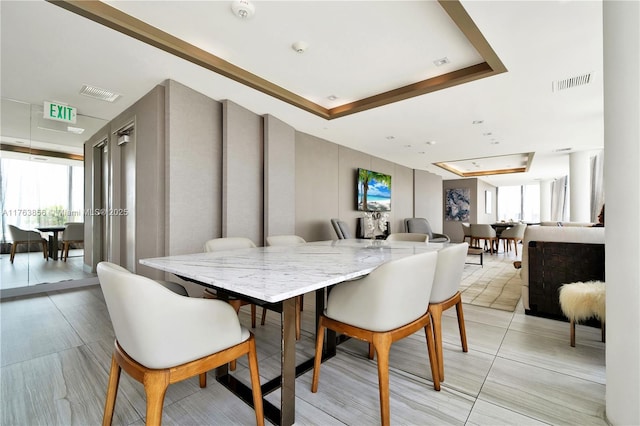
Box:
36;225;66;260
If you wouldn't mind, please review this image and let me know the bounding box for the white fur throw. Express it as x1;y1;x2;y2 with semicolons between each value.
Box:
559;281;606;322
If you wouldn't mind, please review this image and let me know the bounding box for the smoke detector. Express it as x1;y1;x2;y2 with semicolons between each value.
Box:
231;0;255;19
291;41;309;54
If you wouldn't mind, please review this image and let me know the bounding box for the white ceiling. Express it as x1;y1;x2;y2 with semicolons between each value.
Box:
0;0;604;186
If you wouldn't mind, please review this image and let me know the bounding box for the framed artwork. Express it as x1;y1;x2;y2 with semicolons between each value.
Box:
485;190;492;214
445;188;470;221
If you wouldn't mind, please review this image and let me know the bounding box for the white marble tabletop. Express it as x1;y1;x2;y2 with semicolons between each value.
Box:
140;239;444;303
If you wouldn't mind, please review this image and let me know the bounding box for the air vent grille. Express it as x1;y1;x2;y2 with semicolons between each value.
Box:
79;84;122;102
552;73;592;92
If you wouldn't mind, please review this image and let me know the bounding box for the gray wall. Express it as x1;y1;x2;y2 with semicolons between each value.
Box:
414;169;444;233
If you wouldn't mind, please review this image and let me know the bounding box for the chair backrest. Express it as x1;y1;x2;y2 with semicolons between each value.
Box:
331;218;353;239
430;243;469;303
63;223;84;241
8;225;40;241
204;237;257;252
97;261;243;369
386;233;429;242
470;224;496;238
461;223;472;237
404;218;434;239
326;251;438;331
266;235;306;246
501;223;527;238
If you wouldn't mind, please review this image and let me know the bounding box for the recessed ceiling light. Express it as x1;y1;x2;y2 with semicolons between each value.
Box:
386;136;395;140
483;132;492;136
291;41;309;53
472;120;484;124
490;141;500;145
231;0;255;19
327;95;338;101
433;57;450;67
80;84;122;102
425;140;436;145
418;151;426;154
403;144;412;148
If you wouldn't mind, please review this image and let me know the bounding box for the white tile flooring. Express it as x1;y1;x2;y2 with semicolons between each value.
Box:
0;252;607;425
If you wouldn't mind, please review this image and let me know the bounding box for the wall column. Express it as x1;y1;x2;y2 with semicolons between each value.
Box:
604;0;640;424
569;150;591;222
539;180;552;222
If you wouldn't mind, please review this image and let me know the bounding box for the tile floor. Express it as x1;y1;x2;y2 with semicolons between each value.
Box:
0;251;607;425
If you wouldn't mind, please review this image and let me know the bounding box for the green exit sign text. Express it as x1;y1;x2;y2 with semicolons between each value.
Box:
44;101;77;124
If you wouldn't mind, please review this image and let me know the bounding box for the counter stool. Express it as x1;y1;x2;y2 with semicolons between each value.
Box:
559;281;605;347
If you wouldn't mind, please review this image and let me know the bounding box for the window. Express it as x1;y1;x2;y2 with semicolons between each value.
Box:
497;184;540;223
1;157;83;242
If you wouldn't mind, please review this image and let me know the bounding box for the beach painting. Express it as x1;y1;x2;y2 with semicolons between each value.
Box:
445;188;470;221
357;168;391;212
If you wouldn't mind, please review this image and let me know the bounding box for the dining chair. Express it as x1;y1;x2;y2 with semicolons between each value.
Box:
385;232;429;242
330;218;353;239
96;262;264;426
60;222;84;261
428;242;469;382
470;224;498;254
404;218;450;243
7;225;48;264
311;251;441;426
498;223;527;255
264;235;306;339
203;237;259;370
460;222;472;243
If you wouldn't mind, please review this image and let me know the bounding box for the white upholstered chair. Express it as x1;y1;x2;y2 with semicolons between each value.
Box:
404;218;450;243
7;225;48;263
264;235;306;339
470;224;498;254
428;243;469;381
330;218;353;239
498;223;527;255
385;232;429;242
461;222;472;243
96;262;264;426
203;237;259;370
311;251;441;426
60;222;84;261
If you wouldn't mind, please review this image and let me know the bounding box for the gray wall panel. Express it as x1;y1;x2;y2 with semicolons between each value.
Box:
166;80;221;256
264;115;296;240
222;100;263;245
414;169;443;233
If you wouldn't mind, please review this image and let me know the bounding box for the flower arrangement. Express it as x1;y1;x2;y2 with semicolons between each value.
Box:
363;211;389;239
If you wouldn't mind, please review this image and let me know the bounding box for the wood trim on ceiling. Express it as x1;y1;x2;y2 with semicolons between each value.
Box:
0;144;84;161
48;0;506;120
433;153;535;178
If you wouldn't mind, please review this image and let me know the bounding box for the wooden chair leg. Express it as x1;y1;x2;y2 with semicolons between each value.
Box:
250;304;256;329
295;296;301;340
372;334;392;426
143;371;170;426
368;343;375;360
311;320;326;393
429;304;445;382
455;298;468;353
247;336;265;426
513;239;518;256
42;240;49;260
260;307;267;325
10;242;17;263
423;320;441;391
102;354;121;426
199;372;207;388
570;318;576;347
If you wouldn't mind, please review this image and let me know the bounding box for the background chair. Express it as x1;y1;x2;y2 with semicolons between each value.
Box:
404;218;450;243
60;222;84;261
265;235;306;339
311;251;440;425
203;237;258;370
460;223;472;243
385;232;428;242
96;262;264;426
7;225;47;264
330;218;353;239
470;224;498;254
428;243;469;382
498;223;527;255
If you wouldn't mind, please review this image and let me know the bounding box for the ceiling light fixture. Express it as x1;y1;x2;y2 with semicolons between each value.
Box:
472;120;484;124
433;57;450;66
327;95;338;101
231;0;255;19
425;140;437;145
386;136;395;140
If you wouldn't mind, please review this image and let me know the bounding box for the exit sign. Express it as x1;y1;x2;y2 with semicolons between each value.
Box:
44;101;77;124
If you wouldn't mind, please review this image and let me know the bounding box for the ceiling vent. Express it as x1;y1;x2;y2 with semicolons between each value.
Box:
552;73;592;92
79;84;122;102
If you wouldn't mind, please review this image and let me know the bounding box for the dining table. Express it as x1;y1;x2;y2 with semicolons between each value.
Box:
36;225;66;260
140;238;443;426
